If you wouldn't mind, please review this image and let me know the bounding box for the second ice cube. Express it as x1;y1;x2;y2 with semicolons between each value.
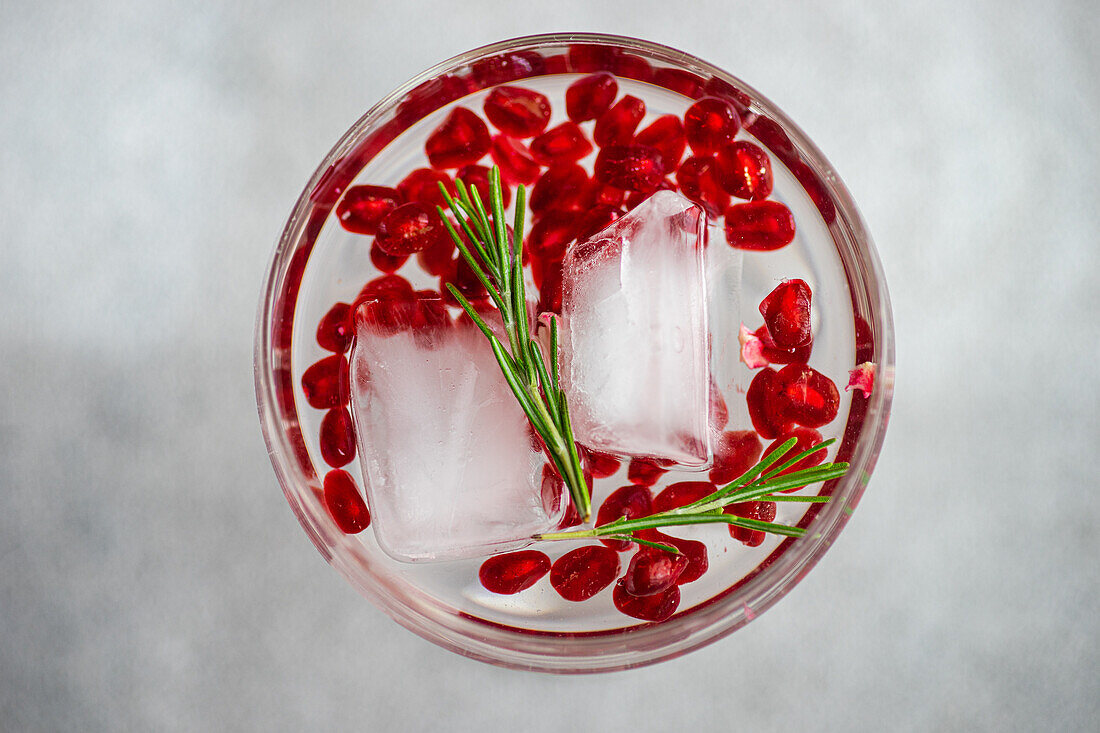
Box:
559;190;712;467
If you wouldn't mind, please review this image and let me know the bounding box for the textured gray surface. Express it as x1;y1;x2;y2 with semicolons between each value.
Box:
2;1;1098;730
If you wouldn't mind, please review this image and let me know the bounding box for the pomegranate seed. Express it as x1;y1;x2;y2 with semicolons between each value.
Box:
611;54;654;82
375;202;445;256
684;97;741;155
359;273;413;301
565;72;618;122
613;578;680;621
489;135;541;185
397;168;455;208
724;200;796;251
483;86;551;138
652;481;714;513
709;430;764;485
532;254;563;314
550;545;621;601
415;226;457;277
676;156;730;217
527;211;579;260
471;51;544;87
627;457;669;487
755;325;813;365
457;164;512;208
760;279;812;349
369;240;409;273
425;107;490;169
396;74;474;121
703;77;753;115
590;181;626;208
316;302;353;353
530;164;590;214
440;255;488;306
529;122;593;165
624;548;689;596
766;426;826;479
725;500;776;543
746;368;794;440
654;68;705;98
567;43;617;73
594;145;664;193
574;205;623;240
322;469;370;534
656;533;709;584
775;365;840;428
634;115;687;174
709;377;729;429
593;95;645;148
336;185;402;235
319;407;356;468
543;54;568;75
301;355;349;409
479;550;552;595
583;447;622;479
597;485;653;551
714;141;773;200
747;116;837;223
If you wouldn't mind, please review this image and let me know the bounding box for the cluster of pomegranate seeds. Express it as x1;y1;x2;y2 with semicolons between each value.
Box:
323;469;371;534
425;107;491;169
483;86;551;138
550;545;621;601
478;550;551;594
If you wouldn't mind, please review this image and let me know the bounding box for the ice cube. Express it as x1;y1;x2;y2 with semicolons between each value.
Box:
559;190;712;467
349;299;566;562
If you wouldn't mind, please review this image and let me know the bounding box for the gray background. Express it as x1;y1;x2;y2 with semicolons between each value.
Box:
2;0;1097;730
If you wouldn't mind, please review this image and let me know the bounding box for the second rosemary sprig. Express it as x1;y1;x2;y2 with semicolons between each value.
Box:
436;168;592;521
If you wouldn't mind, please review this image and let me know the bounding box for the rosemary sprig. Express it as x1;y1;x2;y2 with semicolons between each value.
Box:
534;438;848;549
436;168;592;522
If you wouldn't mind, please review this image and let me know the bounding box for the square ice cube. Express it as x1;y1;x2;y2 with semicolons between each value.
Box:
559;190;712;467
349;302;566;562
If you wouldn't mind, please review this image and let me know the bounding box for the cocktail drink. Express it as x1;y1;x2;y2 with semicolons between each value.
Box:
255;34;893;671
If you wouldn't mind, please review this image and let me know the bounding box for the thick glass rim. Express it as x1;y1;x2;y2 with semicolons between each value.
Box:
255;32;894;673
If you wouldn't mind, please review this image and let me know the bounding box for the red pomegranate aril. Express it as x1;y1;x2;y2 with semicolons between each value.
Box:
416;228;457;277
746;367;794;440
709;430;764;485
369;240;409;273
574;205;623;241
550;545;621;601
583;448;622;479
425;106;491;169
760;279;813;349
471;51;544;87
440;255;489;306
676;156;730;218
593;95;646;148
526;211;578;259
533;254;563;314
565;72;618;122
397;74;474;121
375;202;443;256
301;354;349;410
725;500;777;543
653;67;705;98
714;141;773;200
316;302;353;353
613;579;680;622
661;534;709;584
767;426;826;479
543;54;568;75
724;200;796;251
396;168;455;208
612;54;654;82
479;550;552;595
336;185;402;235
652;481;714;513
775;364;840;428
530;164;591;214
683;97;741;155
590;181;627;208
756;325;813;365
567;43;617;73
594;145;665;193
359;273;413;301
627;457;669;487
597;484;653;551
634;115;687;174
529;122;593;165
457;164;512;208
624;548;689;597
322;469;370;534
482;85;551;138
489;134;541;185
319;407;356;468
